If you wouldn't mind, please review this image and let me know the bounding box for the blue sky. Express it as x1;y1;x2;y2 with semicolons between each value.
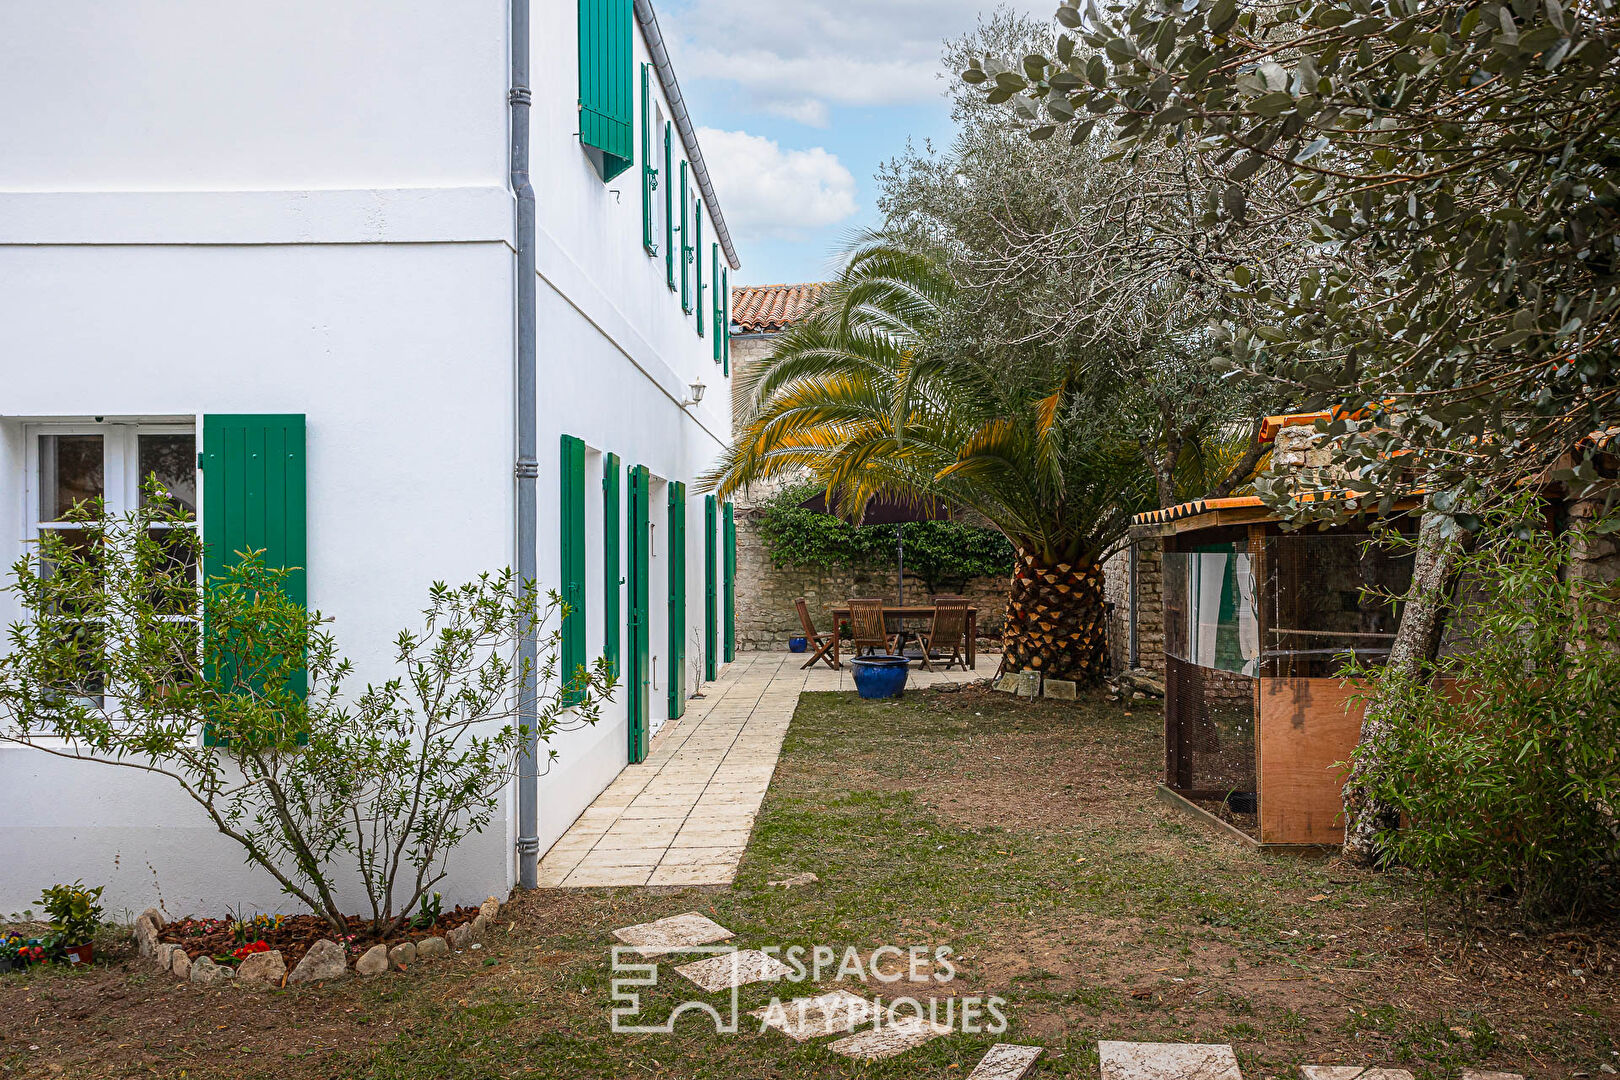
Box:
660;0;1053;286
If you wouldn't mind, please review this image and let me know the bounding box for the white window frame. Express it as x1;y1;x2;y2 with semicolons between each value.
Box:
23;420;200;716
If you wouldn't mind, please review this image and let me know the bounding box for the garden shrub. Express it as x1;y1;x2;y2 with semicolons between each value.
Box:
1349;500;1620;920
756;483;1014;588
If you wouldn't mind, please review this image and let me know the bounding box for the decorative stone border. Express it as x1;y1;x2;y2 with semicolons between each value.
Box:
133;896;504;988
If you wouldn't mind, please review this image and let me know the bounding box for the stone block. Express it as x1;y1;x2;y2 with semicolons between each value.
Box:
611;912;734;957
1015;671;1042;698
190;955;230;986
478;897;501;921
287;938;348;984
447;923;473;950
388;941;417;970
1100;1043;1241;1080
169;949;192;981
416;936;449;960
749;989;877;1041
236;949;287;987
1042;679;1077;700
827;1016;953;1060
674;949;794;992
355;944;389;976
968;1044;1044;1080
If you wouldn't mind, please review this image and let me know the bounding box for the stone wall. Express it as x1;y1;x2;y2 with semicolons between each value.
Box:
732;505;1010;652
1102;539;1165;676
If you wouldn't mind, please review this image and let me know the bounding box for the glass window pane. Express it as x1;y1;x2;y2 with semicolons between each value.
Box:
138;433;197;518
39;434;103;522
144;527;201;616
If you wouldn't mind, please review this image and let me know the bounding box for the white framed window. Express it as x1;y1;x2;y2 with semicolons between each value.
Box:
24;421;199;706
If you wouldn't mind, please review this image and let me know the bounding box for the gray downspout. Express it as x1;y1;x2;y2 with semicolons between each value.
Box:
510;0;541;891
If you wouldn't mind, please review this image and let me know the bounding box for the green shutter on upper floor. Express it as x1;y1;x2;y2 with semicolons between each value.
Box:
723;502;736;663
200;414;308;745
640;65;655;254
722;269;731;376
664;123;676;291
712;244;722;363
603;452;621;681
578;0;633;182
667;481;687;719
696;205;706;337
704;495;717;681
560;435;587;704
680;162;692;313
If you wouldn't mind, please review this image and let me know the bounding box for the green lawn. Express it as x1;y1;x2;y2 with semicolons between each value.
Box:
2;687;1612;1079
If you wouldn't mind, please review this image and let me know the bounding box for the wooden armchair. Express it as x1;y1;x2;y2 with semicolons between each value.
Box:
794;597;838;670
918;597;970;671
846;598;898;658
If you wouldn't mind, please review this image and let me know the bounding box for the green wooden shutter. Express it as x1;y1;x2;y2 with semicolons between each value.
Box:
578;0;633;181
602;452;621;681
680;162;692;313
664;124;676;291
704;495;717;680
627;465;650;762
560;435;587;703
695;205;705;337
712;244;723;363
722;269;731;376
200;414;307;745
667;481;686;719
724;502;736;662
640;65;655;254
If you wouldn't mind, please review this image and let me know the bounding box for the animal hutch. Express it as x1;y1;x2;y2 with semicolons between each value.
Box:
1129;495;1418;848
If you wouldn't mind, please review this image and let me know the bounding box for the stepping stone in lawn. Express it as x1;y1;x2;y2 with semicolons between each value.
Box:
610;912;734;957
1299;1069;1415;1080
675;949;794;992
1461;1073;1524;1080
749;989;879;1041
827;1016;954;1061
968;1043;1045;1079
1099;1041;1243;1080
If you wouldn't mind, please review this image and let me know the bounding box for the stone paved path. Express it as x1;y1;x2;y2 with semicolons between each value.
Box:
539;651;988;887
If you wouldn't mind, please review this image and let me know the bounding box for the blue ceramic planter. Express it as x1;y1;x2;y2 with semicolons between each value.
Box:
850;655;909;700
788;636;808;653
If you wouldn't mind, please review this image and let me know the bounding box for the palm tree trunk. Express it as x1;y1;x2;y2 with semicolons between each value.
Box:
1001;550;1107;684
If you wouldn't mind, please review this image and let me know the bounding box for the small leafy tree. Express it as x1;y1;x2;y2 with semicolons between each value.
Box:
0;482;611;937
1345;501;1620;920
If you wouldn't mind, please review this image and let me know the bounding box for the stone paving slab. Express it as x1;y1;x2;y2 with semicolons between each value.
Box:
826;1016;954;1060
610;912;734;957
968;1043;1045;1080
675;949;794;992
750;989;879;1041
1300;1069;1416;1080
1099;1042;1243;1080
1461;1072;1524;1080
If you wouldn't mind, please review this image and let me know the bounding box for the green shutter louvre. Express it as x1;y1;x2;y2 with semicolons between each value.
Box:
200;414;308;745
664;124;676;291
578;0;634;181
704;495;717;681
627;465;651;762
667;481;686;719
603;452;621;681
560;435;587;703
640;65;655;254
724;502;736;662
680;162;692;313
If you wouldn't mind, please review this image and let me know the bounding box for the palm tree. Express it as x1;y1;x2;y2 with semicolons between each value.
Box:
704;233;1156;684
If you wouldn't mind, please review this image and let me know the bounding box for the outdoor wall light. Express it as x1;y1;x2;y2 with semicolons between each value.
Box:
682;379;707;408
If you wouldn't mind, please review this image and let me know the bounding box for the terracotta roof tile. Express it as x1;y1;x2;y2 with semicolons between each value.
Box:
730;282;828;333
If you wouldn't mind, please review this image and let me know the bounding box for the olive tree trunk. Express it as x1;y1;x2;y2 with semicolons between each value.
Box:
1340;509;1464;862
1000;550;1108;685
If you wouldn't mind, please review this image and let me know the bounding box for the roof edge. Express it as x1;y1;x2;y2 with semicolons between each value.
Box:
635;0;741;272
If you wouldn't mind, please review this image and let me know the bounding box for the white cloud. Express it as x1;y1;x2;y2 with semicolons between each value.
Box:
669;0;1056;120
697;127;858;245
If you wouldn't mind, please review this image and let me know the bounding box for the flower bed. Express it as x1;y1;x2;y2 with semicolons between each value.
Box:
134;896;504;988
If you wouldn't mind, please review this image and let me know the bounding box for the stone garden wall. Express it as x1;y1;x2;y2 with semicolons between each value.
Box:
1102;540;1165;677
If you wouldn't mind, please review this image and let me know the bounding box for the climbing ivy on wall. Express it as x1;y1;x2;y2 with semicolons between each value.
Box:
755;484;1015;589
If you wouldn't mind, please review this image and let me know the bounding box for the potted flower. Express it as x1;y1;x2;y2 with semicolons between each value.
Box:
2;933;46;971
38;881;104;966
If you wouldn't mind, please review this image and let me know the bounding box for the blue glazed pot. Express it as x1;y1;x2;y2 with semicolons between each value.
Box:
788;636;808;653
850;655;909;700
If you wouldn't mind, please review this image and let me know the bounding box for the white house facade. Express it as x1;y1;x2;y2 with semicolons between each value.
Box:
0;0;740;915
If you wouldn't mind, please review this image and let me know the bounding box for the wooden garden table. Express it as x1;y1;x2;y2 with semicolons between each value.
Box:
828;605;977;670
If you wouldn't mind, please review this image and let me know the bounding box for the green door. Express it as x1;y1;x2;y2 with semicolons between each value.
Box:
667;481;687;720
724;502;736;662
627;465;651;763
704;495;717;681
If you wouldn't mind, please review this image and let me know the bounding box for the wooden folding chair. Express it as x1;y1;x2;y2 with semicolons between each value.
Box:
795;597;838;670
847;597;898;658
918;597;971;671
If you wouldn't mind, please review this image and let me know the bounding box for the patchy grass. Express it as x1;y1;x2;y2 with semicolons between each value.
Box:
2;686;1614;1079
